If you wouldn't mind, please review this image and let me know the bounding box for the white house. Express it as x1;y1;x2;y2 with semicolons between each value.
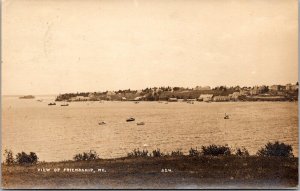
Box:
168;98;178;102
134;97;142;101
198;94;214;102
195;86;211;91
213;96;230;102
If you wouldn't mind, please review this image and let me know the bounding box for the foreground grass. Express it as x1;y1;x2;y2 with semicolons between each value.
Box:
2;156;298;189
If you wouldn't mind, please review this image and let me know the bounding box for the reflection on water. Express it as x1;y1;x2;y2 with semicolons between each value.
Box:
2;96;298;161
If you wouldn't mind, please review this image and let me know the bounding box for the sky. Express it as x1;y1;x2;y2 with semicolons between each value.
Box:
2;0;298;95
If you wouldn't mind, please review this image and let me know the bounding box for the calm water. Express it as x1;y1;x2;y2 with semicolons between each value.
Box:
2;96;298;161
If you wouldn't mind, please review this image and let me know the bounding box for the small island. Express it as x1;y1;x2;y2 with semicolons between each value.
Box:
19;95;35;99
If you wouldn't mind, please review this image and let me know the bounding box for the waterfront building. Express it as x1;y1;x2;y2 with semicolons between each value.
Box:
270;85;284;91
198;94;214;102
240;89;250;96
168;98;178;102
107;91;116;96
70;96;89;101
286;84;299;91
250;86;259;95
195;86;211;91
134;97;142;101
213;96;230;102
229;92;241;100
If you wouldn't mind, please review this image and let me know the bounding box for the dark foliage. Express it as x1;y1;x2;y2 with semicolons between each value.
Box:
15;152;38;165
257;141;293;157
171;150;184;157
4;149;14;165
127;149;149;158
188;147;200;157
235;147;250;157
201;144;231;156
152;149;164;157
73;150;99;161
55;92;90;101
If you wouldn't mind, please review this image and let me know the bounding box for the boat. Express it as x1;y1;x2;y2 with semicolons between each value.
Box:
98;121;106;125
61;103;69;106
134;101;139;104
37;99;43;102
137;122;145;125
224;113;229;119
126;117;135;122
48;102;56;106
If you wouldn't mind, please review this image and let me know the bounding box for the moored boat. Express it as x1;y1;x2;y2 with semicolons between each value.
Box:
48;102;56;106
137;122;145;125
126;117;135;122
98;121;106;125
224;113;229;119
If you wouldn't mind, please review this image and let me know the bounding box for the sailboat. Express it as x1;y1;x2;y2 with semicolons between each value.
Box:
224;113;229;119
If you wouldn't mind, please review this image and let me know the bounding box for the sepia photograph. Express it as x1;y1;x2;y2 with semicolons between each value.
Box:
1;0;299;189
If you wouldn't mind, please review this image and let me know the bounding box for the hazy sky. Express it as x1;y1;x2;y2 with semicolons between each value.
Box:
3;0;298;95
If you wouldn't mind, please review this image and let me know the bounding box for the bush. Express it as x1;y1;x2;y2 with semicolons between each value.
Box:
235;147;250;157
152;149;164;157
127;149;149;158
73;150;99;161
189;147;200;157
171;150;184;157
15;152;38;165
4;149;14;165
257;141;293;157
201;144;231;156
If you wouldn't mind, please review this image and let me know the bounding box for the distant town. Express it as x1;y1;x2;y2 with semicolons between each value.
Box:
55;83;299;102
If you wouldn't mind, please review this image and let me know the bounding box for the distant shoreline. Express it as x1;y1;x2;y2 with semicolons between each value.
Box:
3;95;298;102
53;84;298;102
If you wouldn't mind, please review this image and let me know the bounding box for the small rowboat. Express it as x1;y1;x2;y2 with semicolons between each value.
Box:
126;117;135;122
98;121;106;125
137;122;145;125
